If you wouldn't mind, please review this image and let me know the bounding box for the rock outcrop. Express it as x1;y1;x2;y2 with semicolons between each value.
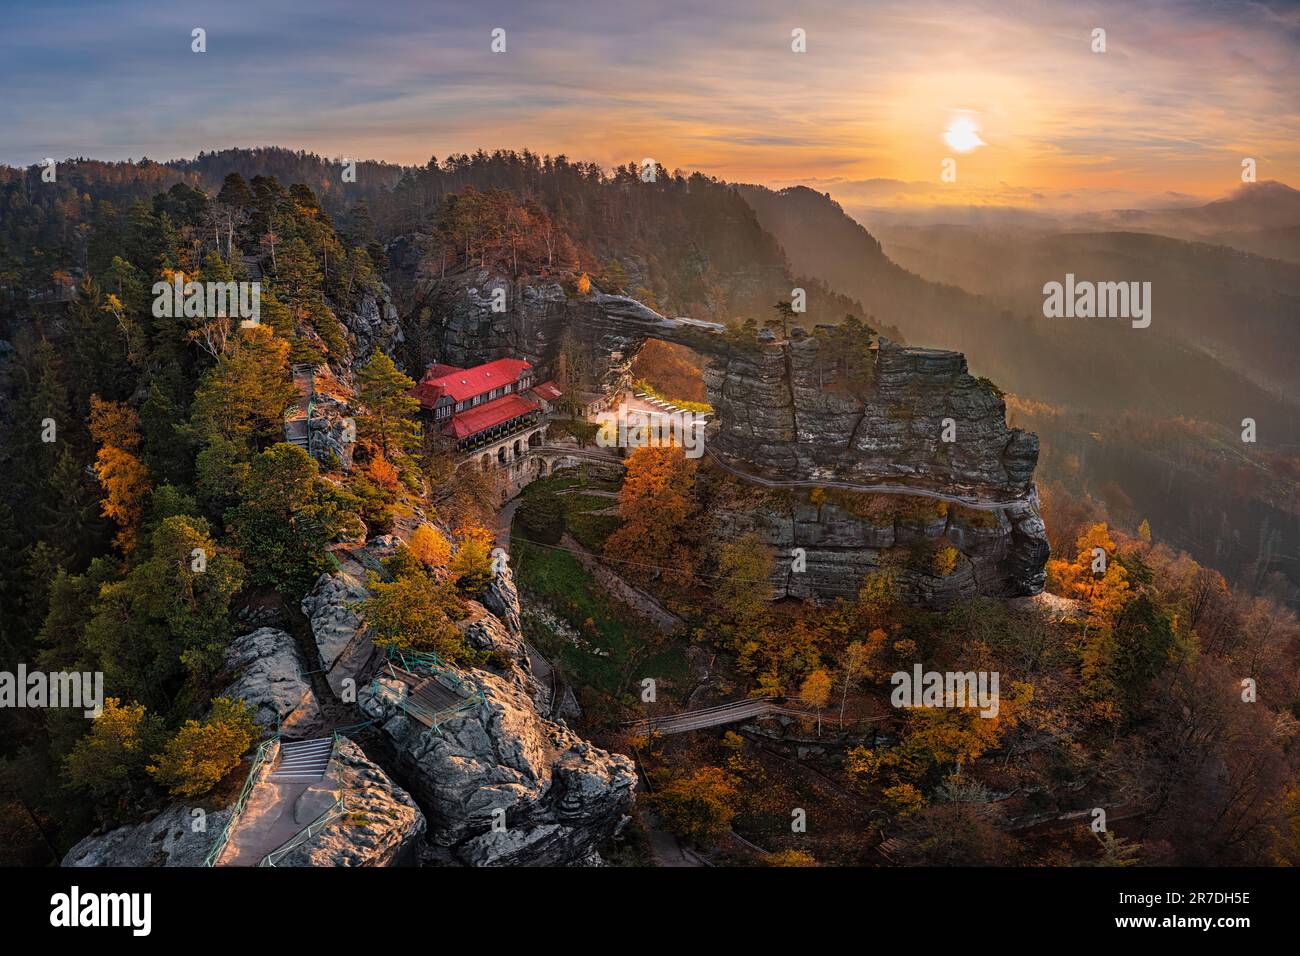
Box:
63;802;231;867
63;738;424;868
221;626;324;734
307;391;356;471
342;287;405;363
361;669;635;866
414;270;723;390
359;563;636;865
416;269;1047;596
707;478;1048;607
301;571;375;696
706;337;1038;498
418;270;1034;495
272;737;425;867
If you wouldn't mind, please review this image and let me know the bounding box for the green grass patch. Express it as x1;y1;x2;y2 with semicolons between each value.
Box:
562;493;619;513
513;538;687;701
521;472;583;498
566;512;621;551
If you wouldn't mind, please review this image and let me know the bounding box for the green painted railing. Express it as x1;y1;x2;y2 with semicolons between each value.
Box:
372;650;485;734
258;794;346;867
379;685;483;731
256;730;344;868
387;647;483;704
202;734;279;867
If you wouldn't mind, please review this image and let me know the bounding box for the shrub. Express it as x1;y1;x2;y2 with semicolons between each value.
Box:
933;545;960;577
63;698;165;811
147;698;258;798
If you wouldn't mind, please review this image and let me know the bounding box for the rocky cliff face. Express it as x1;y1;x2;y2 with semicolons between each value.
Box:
415;269;1047;597
341;287;405;364
220;626;324;735
706;477;1048;607
63;801;231;867
417;269;1035;494
413;270;720;389
426;272;573;375
706;338;1038;498
66;555;629;868
358;563;637;866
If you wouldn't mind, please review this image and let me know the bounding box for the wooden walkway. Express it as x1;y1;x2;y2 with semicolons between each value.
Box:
626;697;814;736
386;665;472;727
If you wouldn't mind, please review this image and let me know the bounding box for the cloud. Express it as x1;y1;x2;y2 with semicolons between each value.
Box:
1;0;1295;210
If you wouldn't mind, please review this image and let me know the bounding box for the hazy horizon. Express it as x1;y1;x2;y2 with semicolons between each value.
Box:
4;0;1297;215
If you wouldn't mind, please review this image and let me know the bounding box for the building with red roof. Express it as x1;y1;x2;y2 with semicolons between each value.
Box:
410;358;563;451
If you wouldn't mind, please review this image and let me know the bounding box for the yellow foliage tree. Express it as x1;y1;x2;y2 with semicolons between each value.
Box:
89;396;152;554
604;445;701;588
799;667;833;735
450;524;495;593
649;766;739;843
147;698;257;798
408;524;453;570
1047;523;1131;629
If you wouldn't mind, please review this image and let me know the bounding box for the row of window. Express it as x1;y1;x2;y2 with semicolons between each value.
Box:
434;375;535;418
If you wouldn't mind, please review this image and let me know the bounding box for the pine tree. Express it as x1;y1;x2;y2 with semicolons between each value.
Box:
356;351;421;459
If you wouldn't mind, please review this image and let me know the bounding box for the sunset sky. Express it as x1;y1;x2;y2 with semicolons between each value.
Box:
3;0;1297;213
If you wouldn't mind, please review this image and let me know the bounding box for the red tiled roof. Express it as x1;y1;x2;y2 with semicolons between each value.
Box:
412;358;532;408
423;363;463;380
410;363;466;405
443;394;540;439
529;380;563;402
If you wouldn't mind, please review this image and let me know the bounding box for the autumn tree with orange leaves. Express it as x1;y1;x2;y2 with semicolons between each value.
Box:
603;445;703;589
89;396;152;553
1047;523;1131;630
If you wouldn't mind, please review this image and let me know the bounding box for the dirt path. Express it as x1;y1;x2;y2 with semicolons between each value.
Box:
496;495;523;551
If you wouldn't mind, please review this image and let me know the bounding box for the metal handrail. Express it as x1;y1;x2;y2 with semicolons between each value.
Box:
257;731;344;867
202;734;279;867
257;794;347;867
370;654;485;734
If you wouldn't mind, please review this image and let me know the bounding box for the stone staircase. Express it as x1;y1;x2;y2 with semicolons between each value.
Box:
284;364;314;451
268;737;333;783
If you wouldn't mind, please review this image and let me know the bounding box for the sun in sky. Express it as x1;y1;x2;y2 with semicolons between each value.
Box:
943;111;986;154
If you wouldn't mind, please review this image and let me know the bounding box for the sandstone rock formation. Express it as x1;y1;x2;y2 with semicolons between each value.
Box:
63;802;230;867
708;480;1048;607
360;668;635;866
307;391;356;471
342;288;405;363
706;338;1038;498
301;571;375;696
417;270;1047;597
221;626;324;735
63;738;424;868
419;271;1034;494
359;563;636;865
271;737;425;867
